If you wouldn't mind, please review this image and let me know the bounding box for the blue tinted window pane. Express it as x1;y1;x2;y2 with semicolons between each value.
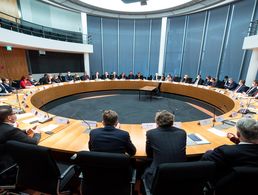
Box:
181;12;205;78
88;16;102;75
149;19;161;76
134;19;150;75
219;0;255;81
164;16;185;76
200;6;228;78
103;18;118;73
119;19;134;74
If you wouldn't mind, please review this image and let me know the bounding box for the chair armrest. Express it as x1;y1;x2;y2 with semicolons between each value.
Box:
0;164;17;175
130;169;137;184
59;165;76;180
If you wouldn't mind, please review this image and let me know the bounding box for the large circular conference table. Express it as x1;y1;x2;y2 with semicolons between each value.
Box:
5;80;257;158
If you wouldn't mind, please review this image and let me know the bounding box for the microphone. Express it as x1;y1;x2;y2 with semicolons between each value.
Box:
3;101;25;114
15;89;25;114
72;112;92;132
212;107;216;127
38;112;53;123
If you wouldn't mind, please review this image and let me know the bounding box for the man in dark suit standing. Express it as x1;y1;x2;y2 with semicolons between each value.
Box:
201;118;258;181
0;105;41;182
142;110;186;189
88;110;136;156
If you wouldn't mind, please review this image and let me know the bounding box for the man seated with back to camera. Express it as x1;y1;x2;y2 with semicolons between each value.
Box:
88;110;136;156
201;118;258;181
142;110;187;190
0;105;41;183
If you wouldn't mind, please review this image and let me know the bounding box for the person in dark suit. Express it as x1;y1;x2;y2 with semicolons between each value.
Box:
119;72;126;80
193;74;204;85
102;71;110;80
0;79;9;94
64;71;73;82
234;80;249;93
244;80;258;97
201;118;258;181
142;110;187;189
0;105;41;181
135;72;143;80
110;72;118;80
80;72;90;81
91;71;100;80
224;78;238;90
127;71;135;80
88;110;136;156
2;78;15;93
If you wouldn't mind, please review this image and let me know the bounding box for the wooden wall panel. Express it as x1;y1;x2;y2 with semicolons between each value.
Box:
0;0;19;21
0;47;29;80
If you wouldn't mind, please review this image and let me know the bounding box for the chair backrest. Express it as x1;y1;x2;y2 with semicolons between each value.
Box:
215;166;258;195
151;161;216;195
75;151;133;195
6;141;61;194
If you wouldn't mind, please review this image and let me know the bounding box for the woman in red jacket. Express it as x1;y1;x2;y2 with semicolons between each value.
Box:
20;76;33;89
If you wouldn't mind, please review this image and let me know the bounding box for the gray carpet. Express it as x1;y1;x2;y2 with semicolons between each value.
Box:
42;90;223;124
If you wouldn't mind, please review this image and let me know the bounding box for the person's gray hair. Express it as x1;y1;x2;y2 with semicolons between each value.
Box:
155;110;175;128
236;118;258;141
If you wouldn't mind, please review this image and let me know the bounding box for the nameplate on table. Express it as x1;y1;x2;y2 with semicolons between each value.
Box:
215;116;224;123
141;123;156;130
54;117;69;124
207;128;227;137
41;124;59;132
199;119;212;126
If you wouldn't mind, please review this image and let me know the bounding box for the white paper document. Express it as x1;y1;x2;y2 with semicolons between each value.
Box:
208;128;227;137
22;117;40;124
16;113;34;120
41;124;59;132
141;123;157;130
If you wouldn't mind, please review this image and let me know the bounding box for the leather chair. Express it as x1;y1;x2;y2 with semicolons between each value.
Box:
215;166;258;195
143;161;216;195
74;151;136;195
6;141;78;195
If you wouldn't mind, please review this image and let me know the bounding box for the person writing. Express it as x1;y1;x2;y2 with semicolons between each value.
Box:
142;110;187;189
88;110;136;156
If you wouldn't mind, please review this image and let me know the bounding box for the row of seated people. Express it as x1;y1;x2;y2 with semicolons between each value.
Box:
0;106;257;194
1;72;258;98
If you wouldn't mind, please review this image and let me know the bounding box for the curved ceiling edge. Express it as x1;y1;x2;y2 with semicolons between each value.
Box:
42;0;240;19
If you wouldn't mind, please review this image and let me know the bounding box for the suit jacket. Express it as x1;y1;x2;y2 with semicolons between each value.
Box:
2;83;15;93
246;86;258;96
143;126;186;189
127;74;135;79
193;78;204;85
235;85;249;93
225;82;238;90
0;84;8;93
88;126;136;156
0;123;41;171
201;144;258;180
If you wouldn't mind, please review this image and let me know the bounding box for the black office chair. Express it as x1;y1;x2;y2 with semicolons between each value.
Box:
215;166;258;195
143;161;216;195
0;164;17;191
6;141;78;195
74;151;136;195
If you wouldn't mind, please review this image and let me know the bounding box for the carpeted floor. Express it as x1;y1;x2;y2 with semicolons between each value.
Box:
42;90;223;124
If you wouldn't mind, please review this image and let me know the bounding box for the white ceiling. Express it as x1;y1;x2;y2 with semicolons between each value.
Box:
77;0;192;12
42;0;240;18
